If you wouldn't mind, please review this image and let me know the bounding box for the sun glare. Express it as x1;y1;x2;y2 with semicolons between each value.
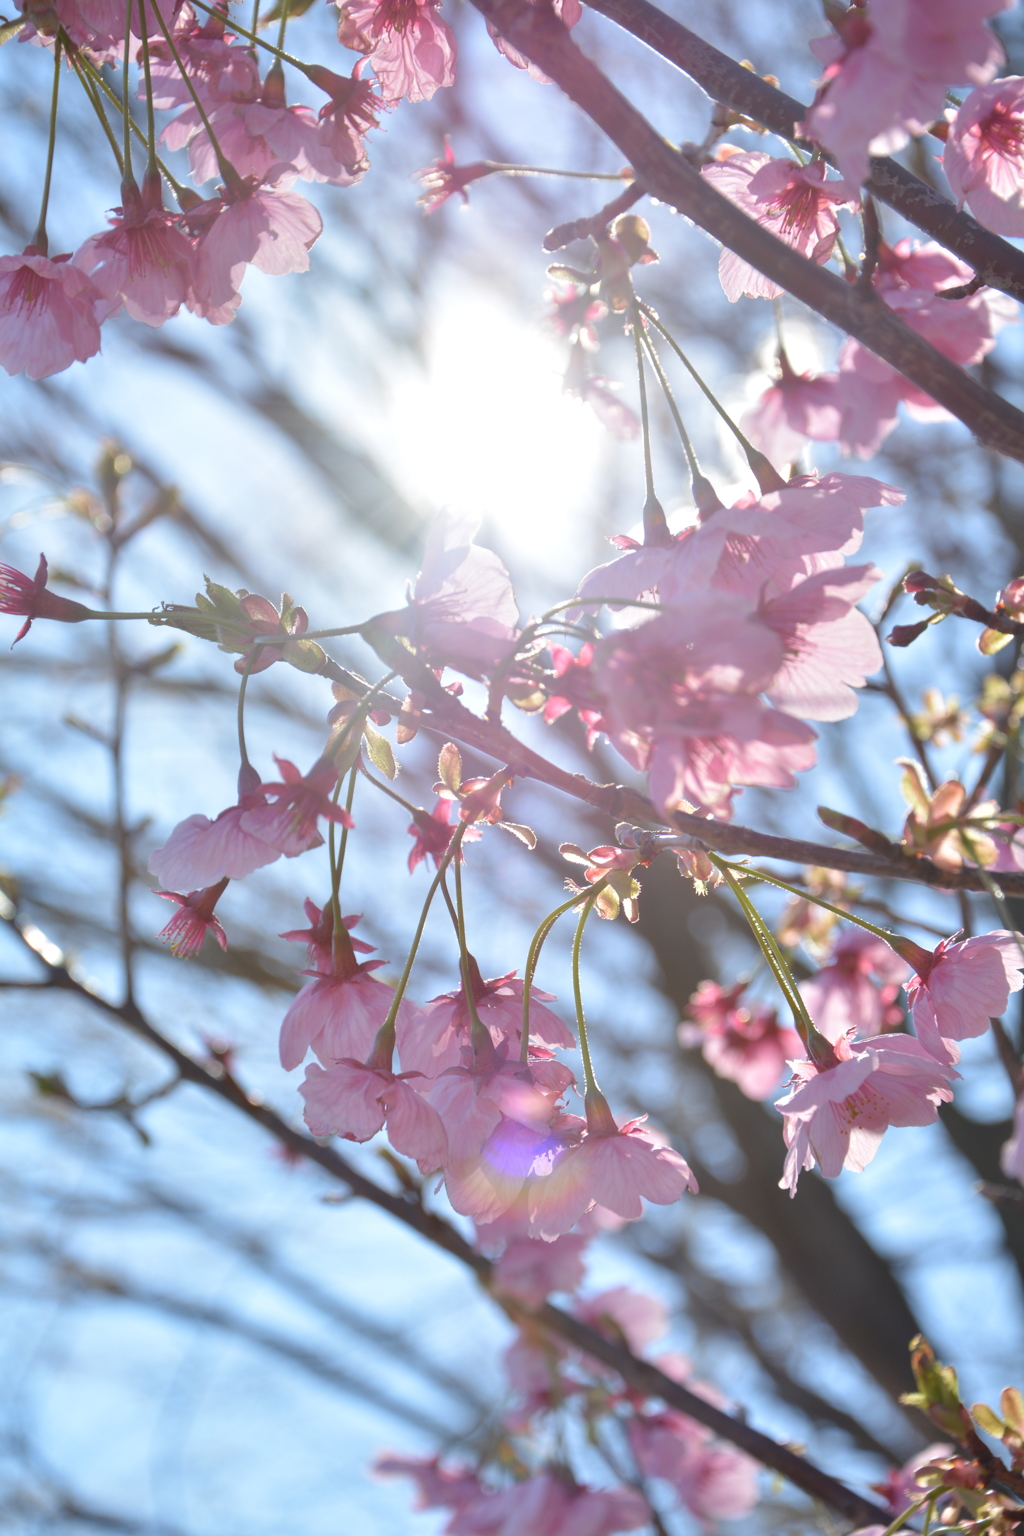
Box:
389;290;627;564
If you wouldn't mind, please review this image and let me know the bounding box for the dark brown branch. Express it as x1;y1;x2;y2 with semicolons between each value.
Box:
1;908;893;1529
581;0;1024;306
466;0;1024;463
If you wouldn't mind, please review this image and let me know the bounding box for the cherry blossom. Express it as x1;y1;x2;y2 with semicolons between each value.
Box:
901;930;1024;1064
801;0;1008;189
759;563;883;723
280;900;375;973
800;928;909;1043
309;64;381;182
445;1471;649;1535
486;0;581;81
278;926;417;1071
147;773;280;891
701;152;853;302
575;1285;668;1354
0;553;91;645
680;980;801;1099
336;0;456;107
155;877;230;958
398;958;574;1077
491;1233;588;1306
187;184;323;325
528;1097;696;1241
630;1409;760;1522
0;248;103;380
944;77;1024;234
146;4;260;110
741;355;843;469
405;798;473;872
777;1033;958;1195
300;1059;448;1171
239;755;353;858
417;139;496;211
74;184;196;328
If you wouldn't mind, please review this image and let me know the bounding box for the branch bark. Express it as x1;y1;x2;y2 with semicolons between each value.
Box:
3;907;894;1528
465;0;1024;463
582;0;1024;307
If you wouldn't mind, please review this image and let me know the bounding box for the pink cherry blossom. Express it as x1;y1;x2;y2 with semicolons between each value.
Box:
491;1233;588;1306
568;373;641;441
155;876;230;958
375;1455;483;1516
309;65;381;183
148;766;279;889
146;4;259;111
280;900;375;973
239;755;353;858
382;510;519;678
1002;1093;1024;1185
944;76;1024;234
801;0;1008;189
903;930;1024;1064
741;355;843;469
759;562;883;722
446;1471;649;1536
336;0;456;106
777;1034;958;1195
398;958;574;1077
0;553;91;645
279;951;417;1070
575;1286;668;1353
630;1410;760;1522
0;248;103;381
300;1059;448;1171
417;138;496;211
528;1100;696;1241
74;185;196;328
406;797;481;873
874;1444;957;1515
800;928;910;1043
680;980;802;1099
486;0;581;80
187;184;323;325
701;152;853;302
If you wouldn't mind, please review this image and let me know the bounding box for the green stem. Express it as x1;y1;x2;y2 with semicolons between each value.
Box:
631;304;657;511
376;822;469;1040
328;765;359;937
122;0;136;187
68;49;124;175
713;858;817;1046
358;764;422;817
453;853;487;1039
639;303;784;492
639;324;718;509
721;859;899;948
152;1;242;190
235;643;263;769
520;884;607;1063
137;0;160;181
249;0;259;54
31;36;62;253
276;0;290;49
542;596;667;620
571;886;604;1093
74;50;187;198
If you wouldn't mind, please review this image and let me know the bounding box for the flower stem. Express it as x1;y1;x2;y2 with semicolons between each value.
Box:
68;48;124;175
74;49;188;198
571;886;604;1094
453;852;487;1039
328;765;359;945
713;857;817;1047
31;36;62;253
276;0;290;50
520;884;607;1063
378;822;468;1037
631;301;657;514
122;0;137;188
639;303;785;494
152;1;243;192
639;323;719;513
137;0;160;182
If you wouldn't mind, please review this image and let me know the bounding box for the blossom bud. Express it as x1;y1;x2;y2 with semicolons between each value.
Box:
887;619;933;647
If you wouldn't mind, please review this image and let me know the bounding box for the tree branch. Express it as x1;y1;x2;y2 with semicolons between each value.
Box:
2;906;893;1528
582;0;1024;306
465;0;1024;463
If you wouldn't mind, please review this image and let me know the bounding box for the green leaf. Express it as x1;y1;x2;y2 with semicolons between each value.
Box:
972;1402;1005;1438
496;821;537;849
363;720;398;780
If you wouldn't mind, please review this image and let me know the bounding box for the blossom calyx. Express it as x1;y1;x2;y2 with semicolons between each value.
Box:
1;554;93;644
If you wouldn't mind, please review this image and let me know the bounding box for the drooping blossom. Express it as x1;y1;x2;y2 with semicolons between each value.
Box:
944;76;1024;234
700;152;853;301
398;957;574;1077
281;900;374;973
145;3;259;109
278;918;419;1070
336;0;456;107
575;1285;668;1354
155;876;230;958
901;930;1024;1064
308;64;381;183
741;354;843;469
575;375;642;441
545;281;607;351
416;138;497;211
777;1033;958;1195
442;1470;649;1536
528;1094;696;1241
630;1408;761;1522
74;182;196;328
374;1455;483;1518
239;755;353;858
0;553;91;645
148;766;280;891
759;562;883;723
186;183;323;325
592;592;818;821
378;510;519;678
799;928;909;1043
491;1233;588;1306
405;797;481;871
801;0;1008;189
560;841;644;922
680;980;802;1099
300;1058;448;1171
899;766;999;872
0;248;103;380
835;240;1016;457
874;1444;958;1515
